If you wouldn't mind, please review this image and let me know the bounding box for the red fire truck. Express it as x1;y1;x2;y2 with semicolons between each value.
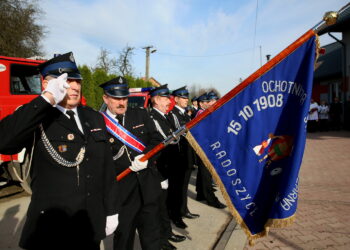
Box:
100;87;175;111
0;55;47;193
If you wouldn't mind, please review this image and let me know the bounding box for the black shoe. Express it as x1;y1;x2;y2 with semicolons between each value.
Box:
183;212;200;219
172;218;188;229
196;195;205;201
161;241;177;250
169;233;186;242
207;200;226;209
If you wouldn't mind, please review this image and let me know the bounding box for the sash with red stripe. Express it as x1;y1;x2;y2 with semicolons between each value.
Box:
101;112;146;153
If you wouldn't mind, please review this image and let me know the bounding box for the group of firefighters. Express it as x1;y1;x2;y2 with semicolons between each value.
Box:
0;52;226;250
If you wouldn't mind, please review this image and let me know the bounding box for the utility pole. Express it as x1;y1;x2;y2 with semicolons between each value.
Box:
143;45;156;81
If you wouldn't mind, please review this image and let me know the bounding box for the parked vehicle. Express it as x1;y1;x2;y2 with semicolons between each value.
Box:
0;55;87;193
0;55;46;193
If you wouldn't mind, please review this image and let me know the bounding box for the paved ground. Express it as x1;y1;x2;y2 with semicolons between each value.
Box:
0;170;236;250
244;131;350;250
1;130;349;249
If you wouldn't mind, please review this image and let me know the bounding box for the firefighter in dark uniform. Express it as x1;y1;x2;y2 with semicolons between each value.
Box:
149;85;186;250
171;86;200;220
100;77;163;250
195;92;226;209
0;52;119;250
190;96;199;119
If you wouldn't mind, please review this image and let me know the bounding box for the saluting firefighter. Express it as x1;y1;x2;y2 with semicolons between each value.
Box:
0;52;119;250
100;77;163;250
171;86;200;220
195;92;226;209
149;85;187;250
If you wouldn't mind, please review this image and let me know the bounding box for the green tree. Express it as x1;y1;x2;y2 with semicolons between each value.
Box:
79;65;96;107
0;0;45;57
91;69;118;110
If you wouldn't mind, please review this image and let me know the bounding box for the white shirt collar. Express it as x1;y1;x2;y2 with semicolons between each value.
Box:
56;105;78;118
106;108;125;123
175;105;186;114
153;107;166;118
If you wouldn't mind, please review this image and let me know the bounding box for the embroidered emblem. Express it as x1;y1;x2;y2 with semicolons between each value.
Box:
109;138;115;143
58;145;67;152
67;133;75;140
69;53;75;62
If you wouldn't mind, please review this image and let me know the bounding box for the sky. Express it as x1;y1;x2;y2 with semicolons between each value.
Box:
39;0;349;95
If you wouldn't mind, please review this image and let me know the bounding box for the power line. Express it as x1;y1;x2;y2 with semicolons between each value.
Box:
155;47;259;58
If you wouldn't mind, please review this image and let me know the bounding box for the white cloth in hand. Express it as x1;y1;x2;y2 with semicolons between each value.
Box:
42;73;70;104
160;179;169;190
129;154;148;172
105;214;119;236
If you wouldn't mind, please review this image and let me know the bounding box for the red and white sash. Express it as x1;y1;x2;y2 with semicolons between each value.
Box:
101;112;145;153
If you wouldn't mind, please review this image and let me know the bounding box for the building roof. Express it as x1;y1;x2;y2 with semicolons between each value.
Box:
314;42;342;80
141;77;161;87
318;4;350;35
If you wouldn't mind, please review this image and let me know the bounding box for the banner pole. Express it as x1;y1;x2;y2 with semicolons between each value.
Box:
116;9;341;182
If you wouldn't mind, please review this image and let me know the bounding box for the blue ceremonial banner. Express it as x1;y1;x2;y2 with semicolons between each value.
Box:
186;33;316;241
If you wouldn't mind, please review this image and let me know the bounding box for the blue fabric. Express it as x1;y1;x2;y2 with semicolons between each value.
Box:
189;36;316;236
40;61;77;76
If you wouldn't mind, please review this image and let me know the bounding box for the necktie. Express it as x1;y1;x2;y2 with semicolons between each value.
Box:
66;110;79;130
164;114;176;130
116;114;124;126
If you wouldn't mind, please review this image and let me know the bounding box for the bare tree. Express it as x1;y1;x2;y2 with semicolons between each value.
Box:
189;84;221;99
116;46;134;76
96;48;117;74
0;0;45;57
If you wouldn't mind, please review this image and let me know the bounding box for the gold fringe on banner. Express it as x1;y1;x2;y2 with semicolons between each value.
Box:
186;131;298;246
315;34;321;69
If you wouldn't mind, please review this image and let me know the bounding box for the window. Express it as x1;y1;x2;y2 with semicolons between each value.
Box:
128;96;146;108
10;64;41;95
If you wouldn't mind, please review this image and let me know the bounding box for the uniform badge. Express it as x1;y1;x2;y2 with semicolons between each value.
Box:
90;128;102;132
58;145;67;152
67;133;75;140
133;124;144;129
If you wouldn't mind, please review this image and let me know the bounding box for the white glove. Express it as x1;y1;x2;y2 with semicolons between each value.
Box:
129;154;148;172
42;73;70;105
105;214;119;236
160;179;169;190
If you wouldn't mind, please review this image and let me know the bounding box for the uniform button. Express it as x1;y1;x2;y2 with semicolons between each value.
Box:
87;192;91;197
33;104;38;109
86;158;89;161
86;174;91;179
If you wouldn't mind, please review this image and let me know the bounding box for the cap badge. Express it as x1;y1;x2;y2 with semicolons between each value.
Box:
119;77;123;83
67;133;75;140
69;53;75;62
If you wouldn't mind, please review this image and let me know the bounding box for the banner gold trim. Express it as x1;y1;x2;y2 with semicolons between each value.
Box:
186;131;297;245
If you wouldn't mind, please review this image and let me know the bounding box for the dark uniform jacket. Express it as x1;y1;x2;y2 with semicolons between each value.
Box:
0;96;118;249
149;108;179;180
107;107;162;205
171;106;195;169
